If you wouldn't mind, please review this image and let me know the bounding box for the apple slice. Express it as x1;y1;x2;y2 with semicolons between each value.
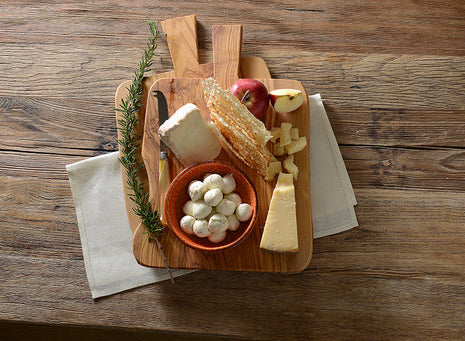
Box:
269;89;304;114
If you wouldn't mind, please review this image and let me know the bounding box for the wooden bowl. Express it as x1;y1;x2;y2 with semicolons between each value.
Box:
164;162;258;252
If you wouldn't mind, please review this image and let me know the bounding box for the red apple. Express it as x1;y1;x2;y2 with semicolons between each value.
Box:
230;78;269;119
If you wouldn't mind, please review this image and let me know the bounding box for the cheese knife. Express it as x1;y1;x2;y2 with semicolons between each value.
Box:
153;90;170;225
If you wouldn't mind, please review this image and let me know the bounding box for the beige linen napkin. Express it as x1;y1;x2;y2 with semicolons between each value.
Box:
66;94;357;299
66;153;194;299
309;94;358;237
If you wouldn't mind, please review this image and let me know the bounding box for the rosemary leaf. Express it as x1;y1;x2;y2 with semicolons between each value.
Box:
116;20;164;238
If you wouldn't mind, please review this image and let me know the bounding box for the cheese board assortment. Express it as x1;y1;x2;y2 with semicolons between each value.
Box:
115;15;312;273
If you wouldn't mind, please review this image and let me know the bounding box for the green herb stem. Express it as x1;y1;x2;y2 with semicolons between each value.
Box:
116;20;173;283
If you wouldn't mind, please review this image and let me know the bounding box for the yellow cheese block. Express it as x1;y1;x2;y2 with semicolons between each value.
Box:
260;172;299;253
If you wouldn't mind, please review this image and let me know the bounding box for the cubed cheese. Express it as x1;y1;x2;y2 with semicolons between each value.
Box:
269;154;279;162
283;154;298;180
269;127;281;143
279;122;292;147
273;143;286;157
290;127;299;140
267;161;282;180
284;136;307;155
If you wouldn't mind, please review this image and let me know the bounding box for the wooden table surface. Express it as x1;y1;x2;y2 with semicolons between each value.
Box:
1;1;465;340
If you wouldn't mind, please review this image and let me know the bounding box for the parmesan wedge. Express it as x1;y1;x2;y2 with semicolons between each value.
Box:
260;173;298;253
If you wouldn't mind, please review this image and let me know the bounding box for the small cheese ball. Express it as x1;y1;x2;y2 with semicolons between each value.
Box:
208;213;229;233
180;215;195;235
208;230;227;243
222;174;236;194
204;188;223;207
193;219;210;237
188;180;207;201
224;193;241;208
227;214;240;231
206;207;216;221
182;200;195;216
236;203;253;222
203;173;224;191
192;200;212;219
215;199;236;216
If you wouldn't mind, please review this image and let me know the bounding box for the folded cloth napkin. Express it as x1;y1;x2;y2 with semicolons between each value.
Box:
309;94;358;237
66;94;357;299
66;153;194;299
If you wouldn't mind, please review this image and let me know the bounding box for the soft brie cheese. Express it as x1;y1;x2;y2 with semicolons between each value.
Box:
158;103;222;166
260;172;298;253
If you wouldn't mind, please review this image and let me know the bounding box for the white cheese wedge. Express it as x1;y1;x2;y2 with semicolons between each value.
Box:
260;172;298;253
158;103;222;166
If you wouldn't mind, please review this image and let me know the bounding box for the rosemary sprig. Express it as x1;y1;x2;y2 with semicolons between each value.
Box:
116;20;173;282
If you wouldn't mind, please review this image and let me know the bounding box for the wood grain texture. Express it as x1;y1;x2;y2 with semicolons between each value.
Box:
212;25;242;89
0;1;463;56
2;164;465;340
0;321;230;341
138;77;312;271
116;15;202;234
1;1;465;340
341;145;465;191
161;14;203;78
115;15;269;234
134;22;311;271
115;58;269;233
115;17;271;234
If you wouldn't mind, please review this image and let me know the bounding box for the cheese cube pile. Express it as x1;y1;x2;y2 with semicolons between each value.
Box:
267;122;308;180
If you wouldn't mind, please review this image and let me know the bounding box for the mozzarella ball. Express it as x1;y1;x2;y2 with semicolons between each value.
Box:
236;203;253;222
206;207;216;221
182;200;195;216
204;188;223;207
203;173;224;191
193;219;210;237
222;174;236;194
192;200;212;219
227;214;240;231
224;193;241;208
202;173;212;181
208;230;227;243
180;215;195;234
188;180;207;201
208;213;229;233
215;199;236;216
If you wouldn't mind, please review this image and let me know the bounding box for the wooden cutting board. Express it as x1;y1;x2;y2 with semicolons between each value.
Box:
137;25;313;273
115;15;271;233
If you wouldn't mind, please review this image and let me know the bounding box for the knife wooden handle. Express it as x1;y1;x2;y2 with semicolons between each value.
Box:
159;152;170;225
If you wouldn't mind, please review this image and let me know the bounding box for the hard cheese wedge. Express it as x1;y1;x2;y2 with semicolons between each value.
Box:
260;172;299;253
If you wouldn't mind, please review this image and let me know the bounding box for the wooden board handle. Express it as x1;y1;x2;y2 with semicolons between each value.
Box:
212;25;242;89
161;15;203;77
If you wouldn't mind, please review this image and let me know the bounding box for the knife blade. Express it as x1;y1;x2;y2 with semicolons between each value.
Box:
153;90;170;225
